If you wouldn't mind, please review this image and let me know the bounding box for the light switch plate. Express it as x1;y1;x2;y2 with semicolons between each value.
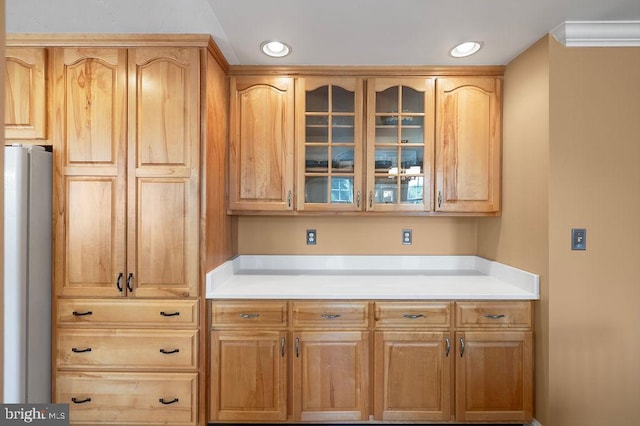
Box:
571;228;586;250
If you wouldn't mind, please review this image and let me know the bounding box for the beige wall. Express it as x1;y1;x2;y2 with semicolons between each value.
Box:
238;216;478;255
477;35;551;425
478;34;640;426
547;41;640;425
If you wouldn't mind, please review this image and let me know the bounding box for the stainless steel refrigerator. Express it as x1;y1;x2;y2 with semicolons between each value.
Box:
3;144;52;403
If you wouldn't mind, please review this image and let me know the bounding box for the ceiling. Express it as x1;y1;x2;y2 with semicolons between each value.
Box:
7;0;640;66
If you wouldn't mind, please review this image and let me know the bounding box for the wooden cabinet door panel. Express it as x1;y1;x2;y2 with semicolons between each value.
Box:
62;177;125;297
229;76;295;211
374;331;452;421
455;331;533;422
128;47;200;298
436;77;501;213
53;48;127;298
57;371;197;425
5;47;46;139
210;331;287;422
293;331;369;422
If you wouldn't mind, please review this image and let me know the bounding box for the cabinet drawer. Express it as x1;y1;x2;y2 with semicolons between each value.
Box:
57;329;198;370
293;301;369;328
56;371;197;425
374;301;451;328
211;300;288;327
57;299;199;327
455;301;532;329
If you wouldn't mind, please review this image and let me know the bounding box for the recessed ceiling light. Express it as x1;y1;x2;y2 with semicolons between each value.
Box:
260;40;292;58
450;41;483;58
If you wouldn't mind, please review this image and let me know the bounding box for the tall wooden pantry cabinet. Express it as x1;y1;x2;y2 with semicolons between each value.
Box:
4;34;232;426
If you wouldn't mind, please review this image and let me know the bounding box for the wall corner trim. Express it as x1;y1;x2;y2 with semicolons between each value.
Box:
551;20;640;47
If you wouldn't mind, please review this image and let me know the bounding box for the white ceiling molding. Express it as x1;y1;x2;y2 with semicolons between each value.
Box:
552;21;640;47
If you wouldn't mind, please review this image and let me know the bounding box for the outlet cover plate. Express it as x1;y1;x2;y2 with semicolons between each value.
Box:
306;229;317;245
402;229;412;245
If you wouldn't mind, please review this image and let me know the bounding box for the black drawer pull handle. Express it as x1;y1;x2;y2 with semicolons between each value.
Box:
403;314;425;319
160;311;180;317
159;398;179;405
320;313;342;320
239;313;260;319
71;397;92;404
72;347;92;353
484;314;506;319
159;348;180;354
72;311;93;316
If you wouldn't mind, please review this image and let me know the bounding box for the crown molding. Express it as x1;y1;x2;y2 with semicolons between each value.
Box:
551;21;640;47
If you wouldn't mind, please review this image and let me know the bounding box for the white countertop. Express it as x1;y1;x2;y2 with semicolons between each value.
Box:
206;255;540;300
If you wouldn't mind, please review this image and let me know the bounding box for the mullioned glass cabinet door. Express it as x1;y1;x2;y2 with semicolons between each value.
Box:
366;78;435;212
296;78;364;211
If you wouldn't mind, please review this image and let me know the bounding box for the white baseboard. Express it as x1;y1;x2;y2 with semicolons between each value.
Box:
528;419;543;426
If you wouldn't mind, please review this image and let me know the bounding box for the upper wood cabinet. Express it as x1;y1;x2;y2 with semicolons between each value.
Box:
366;78;435;212
296;77;364;212
435;77;502;213
53;47;200;298
229;76;295;211
5;47;47;140
228;72;501;215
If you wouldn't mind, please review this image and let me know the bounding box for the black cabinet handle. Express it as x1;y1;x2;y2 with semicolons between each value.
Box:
126;273;134;292
484;314;506;319
159;348;180;354
402;314;425;319
71;397;92;404
160;311;180;317
72;347;92;353
116;272;123;292
72;311;93;316
159;398;179;405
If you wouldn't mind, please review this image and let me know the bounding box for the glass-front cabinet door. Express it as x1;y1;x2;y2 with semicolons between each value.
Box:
366;78;434;212
296;78;363;211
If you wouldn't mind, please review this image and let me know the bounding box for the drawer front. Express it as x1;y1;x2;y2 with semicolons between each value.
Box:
57;329;198;370
293;301;369;328
374;301;451;328
57;299;199;327
211;300;288;327
56;371;197;425
455;301;532;329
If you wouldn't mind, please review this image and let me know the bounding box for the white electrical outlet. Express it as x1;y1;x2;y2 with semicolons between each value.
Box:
306;229;317;245
402;229;412;245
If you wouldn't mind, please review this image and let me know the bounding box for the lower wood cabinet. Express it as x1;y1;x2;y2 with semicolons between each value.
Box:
209;299;533;424
293;331;369;422
210;330;288;422
56;371;198;425
56;299;200;425
455;331;533;422
374;331;452;421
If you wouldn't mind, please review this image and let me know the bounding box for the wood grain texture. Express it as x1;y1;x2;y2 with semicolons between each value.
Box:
436;77;502;213
293;331;370;422
229;76;294;211
210;330;288;421
56;371;198;425
374;331;452;421
5;47;46;139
